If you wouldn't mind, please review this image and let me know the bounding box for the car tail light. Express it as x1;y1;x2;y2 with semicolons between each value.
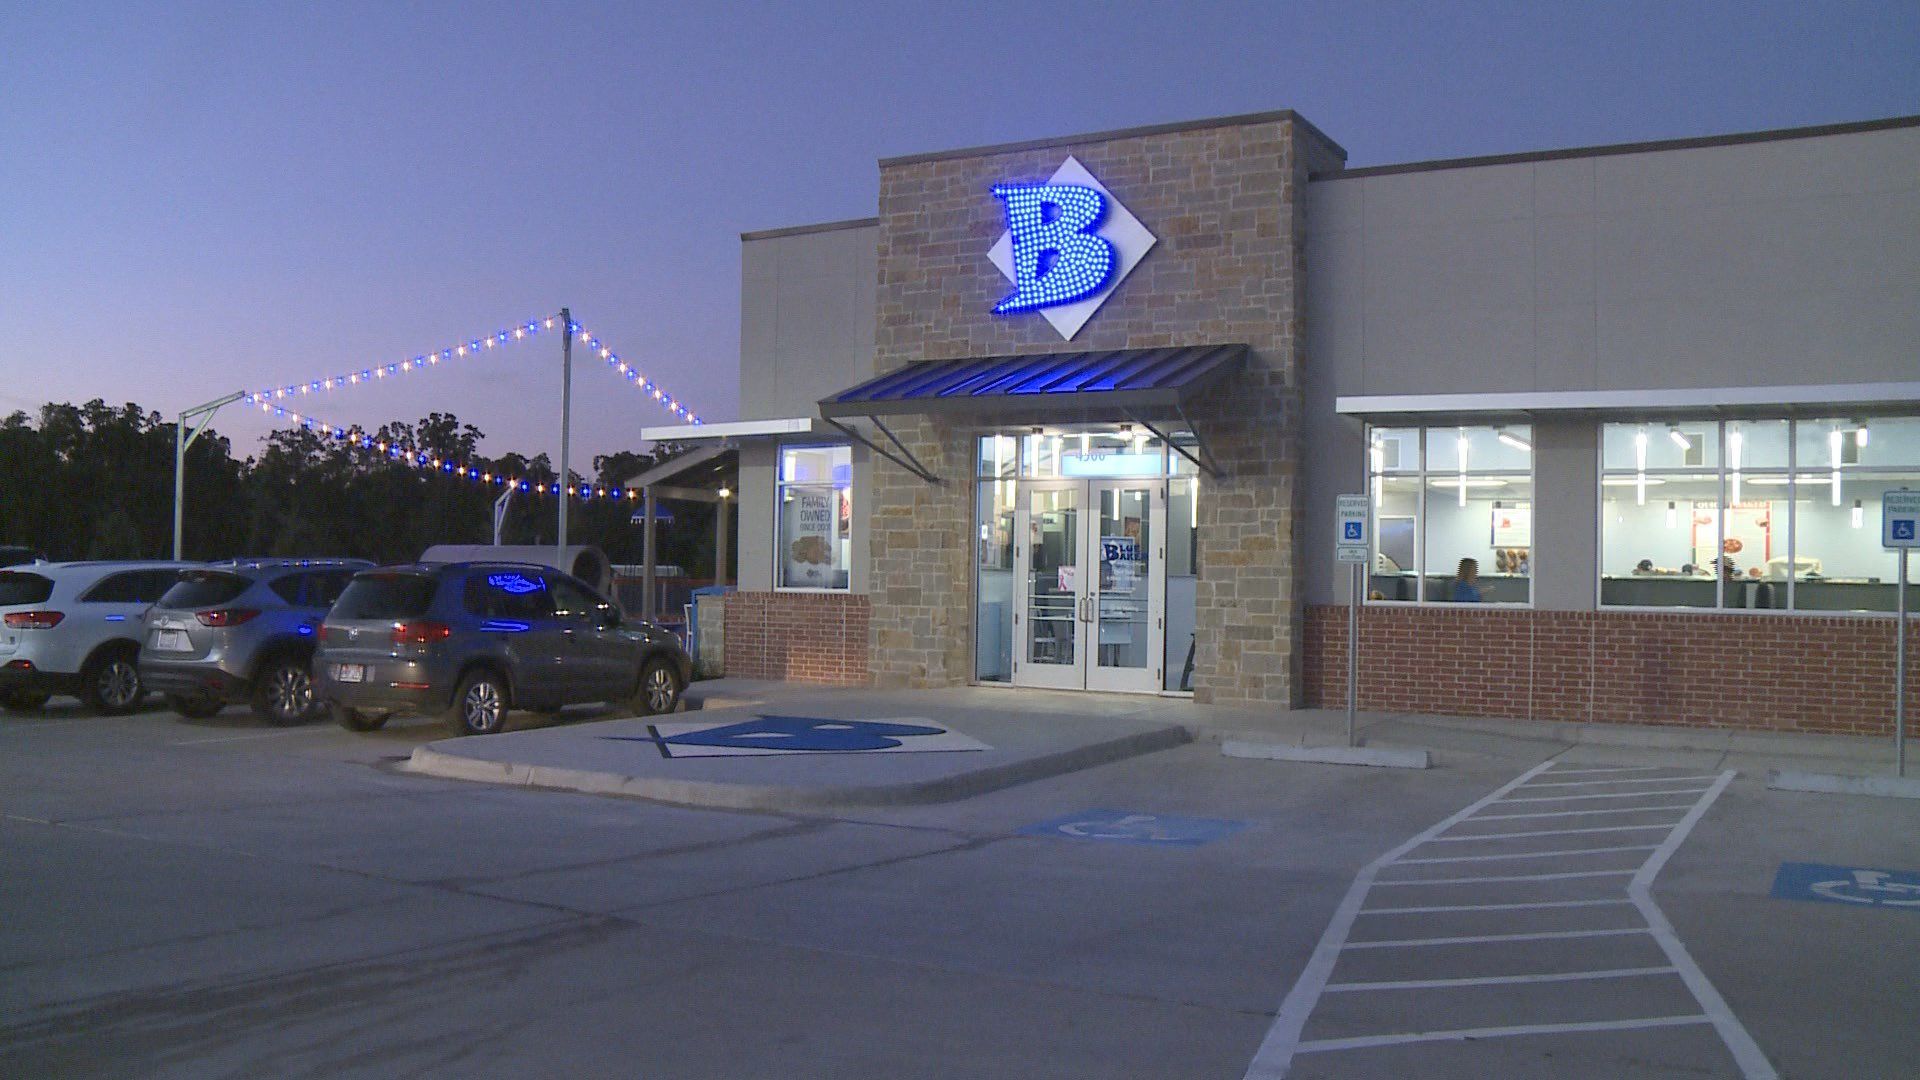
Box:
392;620;453;645
3;611;64;629
319;622;342;644
195;609;260;627
5;659;35;671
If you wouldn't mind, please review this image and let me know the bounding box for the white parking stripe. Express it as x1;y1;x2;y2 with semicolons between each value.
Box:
1294;1015;1712;1054
171;729;322;746
1521;775;1723;788
1471;805;1694;821
1394;844;1659;864
1371;868;1635;886
1628;771;1777;1079
1360;899;1633;915
1343;927;1649;950
1537;765;1670;775
1433;823;1672;841
1241;760;1557;1080
1323;965;1678;991
1501;788;1711;803
1246;763;1772;1080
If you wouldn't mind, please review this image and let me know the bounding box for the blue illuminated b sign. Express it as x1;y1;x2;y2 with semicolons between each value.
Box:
991;184;1116;314
986;156;1157;341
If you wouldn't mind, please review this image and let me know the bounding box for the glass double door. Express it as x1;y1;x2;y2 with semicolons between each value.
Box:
1013;480;1164;693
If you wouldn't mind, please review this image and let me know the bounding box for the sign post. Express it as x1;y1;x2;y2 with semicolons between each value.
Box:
1335;494;1371;748
1884;489;1919;777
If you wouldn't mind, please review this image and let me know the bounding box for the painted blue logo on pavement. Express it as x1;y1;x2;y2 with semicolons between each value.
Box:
605;715;992;758
664;715;945;752
1018;808;1249;847
1771;861;1920;911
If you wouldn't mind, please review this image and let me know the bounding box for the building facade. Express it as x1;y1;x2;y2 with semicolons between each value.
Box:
643;110;1920;736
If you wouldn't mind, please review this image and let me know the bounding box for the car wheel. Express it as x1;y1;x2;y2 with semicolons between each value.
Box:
445;670;509;736
81;651;144;715
632;657;682;716
253;658;318;726
333;703;388;732
166;692;223;719
0;688;52;712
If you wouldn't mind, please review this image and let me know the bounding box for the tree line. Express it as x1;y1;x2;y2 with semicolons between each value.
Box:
0;399;721;573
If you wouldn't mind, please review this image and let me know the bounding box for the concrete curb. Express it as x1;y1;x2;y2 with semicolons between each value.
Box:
1221;739;1429;770
1767;769;1920;800
404;723;1191;811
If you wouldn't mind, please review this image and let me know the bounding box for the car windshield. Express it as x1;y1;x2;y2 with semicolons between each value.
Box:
0;572;54;607
331;574;437;619
157;572;251;609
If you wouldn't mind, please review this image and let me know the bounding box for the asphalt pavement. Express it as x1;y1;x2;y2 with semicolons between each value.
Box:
1;683;1916;1078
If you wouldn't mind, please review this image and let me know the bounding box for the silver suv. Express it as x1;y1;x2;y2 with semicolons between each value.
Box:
0;561;199;714
138;559;370;724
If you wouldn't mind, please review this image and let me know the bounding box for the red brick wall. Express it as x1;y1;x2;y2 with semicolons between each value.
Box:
723;591;870;685
1303;605;1920;737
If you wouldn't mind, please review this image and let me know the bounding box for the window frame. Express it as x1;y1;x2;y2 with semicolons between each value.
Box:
774;442;854;593
1595;416;1918;616
1363;424;1536;608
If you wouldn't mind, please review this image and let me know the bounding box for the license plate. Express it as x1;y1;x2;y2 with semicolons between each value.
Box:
334;664;365;683
152;629;191;651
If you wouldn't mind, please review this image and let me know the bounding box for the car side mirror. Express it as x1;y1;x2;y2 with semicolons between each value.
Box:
598;607;622;630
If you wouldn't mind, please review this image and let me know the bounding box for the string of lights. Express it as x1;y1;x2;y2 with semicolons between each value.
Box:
248;399;651;504
569;319;705;425
246;314;560;403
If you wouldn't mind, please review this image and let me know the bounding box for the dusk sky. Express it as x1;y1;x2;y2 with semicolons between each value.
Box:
3;1;1915;468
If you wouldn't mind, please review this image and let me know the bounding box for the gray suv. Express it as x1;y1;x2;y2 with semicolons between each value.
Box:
314;561;691;736
138;559;370;724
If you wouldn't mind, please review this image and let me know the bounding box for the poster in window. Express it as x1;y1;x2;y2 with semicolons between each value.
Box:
1490;503;1532;548
784;488;836;587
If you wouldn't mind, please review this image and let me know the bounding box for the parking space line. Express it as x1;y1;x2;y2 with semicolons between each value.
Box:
1323;965;1678;992
1536;765;1669;776
1371;868;1635;886
1246;763;1773;1080
1627;770;1777;1078
1294;1015;1712;1054
1470;804;1693;821
1521;775;1723;788
1360;898;1633;915
1395;844;1659;865
171;729;327;746
1343;927;1649;950
1501;788;1711;803
1433;823;1672;841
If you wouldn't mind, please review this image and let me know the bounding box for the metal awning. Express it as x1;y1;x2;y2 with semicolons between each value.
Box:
818;344;1246;418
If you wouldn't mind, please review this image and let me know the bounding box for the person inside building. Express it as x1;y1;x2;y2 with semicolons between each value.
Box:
1451;557;1482;602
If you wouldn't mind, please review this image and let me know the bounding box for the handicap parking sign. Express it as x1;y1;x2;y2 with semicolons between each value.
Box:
1894;520;1916;541
1342;521;1364;541
1017;808;1248;847
1771;862;1920;912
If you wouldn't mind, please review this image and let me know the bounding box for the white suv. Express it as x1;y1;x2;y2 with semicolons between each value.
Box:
0;561;198;713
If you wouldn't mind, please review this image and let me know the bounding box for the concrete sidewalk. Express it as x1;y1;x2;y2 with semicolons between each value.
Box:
403;677;1912;810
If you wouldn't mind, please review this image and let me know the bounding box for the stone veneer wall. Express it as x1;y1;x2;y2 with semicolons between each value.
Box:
722;592;870;685
868;114;1345;705
1302;605;1920;736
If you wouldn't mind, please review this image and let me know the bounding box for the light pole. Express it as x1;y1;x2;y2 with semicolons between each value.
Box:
173;392;243;559
557;306;573;559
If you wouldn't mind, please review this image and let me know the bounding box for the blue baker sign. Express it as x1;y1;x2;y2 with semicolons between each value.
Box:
986;156;1157;341
1771;861;1920;911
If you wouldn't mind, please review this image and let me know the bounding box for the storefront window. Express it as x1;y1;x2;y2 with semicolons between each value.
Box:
974;460;1016;682
1367;425;1532;604
776;445;852;590
1165;476;1199;690
1600;418;1920;611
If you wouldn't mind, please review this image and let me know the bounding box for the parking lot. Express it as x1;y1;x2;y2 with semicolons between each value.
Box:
3;695;1918;1079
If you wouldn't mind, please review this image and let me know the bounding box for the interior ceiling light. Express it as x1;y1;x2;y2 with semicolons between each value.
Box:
1496;430;1531;452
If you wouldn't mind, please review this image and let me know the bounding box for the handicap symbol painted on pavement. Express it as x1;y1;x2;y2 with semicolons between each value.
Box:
1017;808;1249;847
1771;861;1920;912
604;715;992;758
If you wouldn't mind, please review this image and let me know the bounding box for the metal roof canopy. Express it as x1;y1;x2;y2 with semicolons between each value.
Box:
818;345;1245;482
820;344;1246;419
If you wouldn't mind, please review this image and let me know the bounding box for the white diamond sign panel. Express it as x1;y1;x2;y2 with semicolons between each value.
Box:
987;156;1156;341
